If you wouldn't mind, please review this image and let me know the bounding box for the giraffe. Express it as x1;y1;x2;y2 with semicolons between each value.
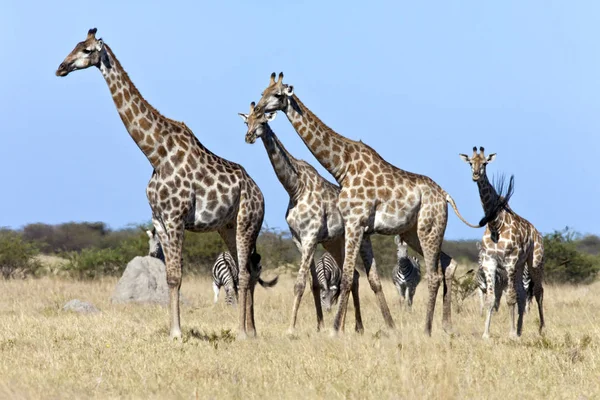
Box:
459;146;545;339
239;102;374;333
255;73;485;335
56;28;266;340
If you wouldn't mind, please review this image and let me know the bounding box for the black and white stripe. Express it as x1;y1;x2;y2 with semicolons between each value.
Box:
315;252;341;312
212;252;279;305
475;242;508;315
392;236;421;309
212;252;240;305
145;228;165;263
522;265;534;313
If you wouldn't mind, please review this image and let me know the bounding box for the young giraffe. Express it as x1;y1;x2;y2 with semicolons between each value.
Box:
459;147;545;339
255;73;484;335
239;102;370;333
56;28;265;340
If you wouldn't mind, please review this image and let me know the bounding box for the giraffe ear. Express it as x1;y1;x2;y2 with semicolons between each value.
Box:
266;112;277;122
95;39;104;51
486;153;496;163
145;230;153;239
238;113;249;123
284;85;294;96
394;235;401;245
459;154;470;163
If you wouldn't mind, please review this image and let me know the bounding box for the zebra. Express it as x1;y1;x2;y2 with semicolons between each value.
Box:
315;252;341;312
392;236;421;310
212;252;279;305
145;228;165;263
475;241;508;315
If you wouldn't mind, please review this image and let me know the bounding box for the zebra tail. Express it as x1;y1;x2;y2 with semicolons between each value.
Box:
258;275;279;288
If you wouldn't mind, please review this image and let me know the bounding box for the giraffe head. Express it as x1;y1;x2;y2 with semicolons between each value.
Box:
255;72;294;113
56;28;108;77
394;235;409;259
238;102;276;144
459;146;496;181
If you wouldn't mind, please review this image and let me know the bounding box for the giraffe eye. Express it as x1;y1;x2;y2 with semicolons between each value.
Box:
82;49;92;54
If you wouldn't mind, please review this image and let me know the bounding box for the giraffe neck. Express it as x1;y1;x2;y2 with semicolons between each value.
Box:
477;174;502;222
259;127;301;196
283;95;350;183
98;45;187;169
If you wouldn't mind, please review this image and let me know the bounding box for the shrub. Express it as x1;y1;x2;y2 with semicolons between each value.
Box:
543;228;600;284
0;229;42;279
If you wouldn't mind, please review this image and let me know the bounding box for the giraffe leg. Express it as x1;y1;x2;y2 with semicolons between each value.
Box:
332;225;363;336
403;228;442;336
309;259;325;332
359;237;395;329
478;288;485;317
158;220;184;341
288;237;317;335
218;226;248;339
351;269;364;333
482;258;498;339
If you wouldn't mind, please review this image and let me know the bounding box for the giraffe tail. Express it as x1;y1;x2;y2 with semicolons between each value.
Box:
446;194;485;229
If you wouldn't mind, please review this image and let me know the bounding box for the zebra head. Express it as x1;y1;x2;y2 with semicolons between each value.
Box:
394;235;409;259
320;285;340;312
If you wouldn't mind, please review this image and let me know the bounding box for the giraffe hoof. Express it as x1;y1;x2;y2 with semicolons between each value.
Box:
169;328;182;341
509;331;520;340
237;331;248;341
355;325;364;335
482;333;491;340
329;328;341;338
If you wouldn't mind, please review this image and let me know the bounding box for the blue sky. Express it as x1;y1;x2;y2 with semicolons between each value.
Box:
1;1;599;239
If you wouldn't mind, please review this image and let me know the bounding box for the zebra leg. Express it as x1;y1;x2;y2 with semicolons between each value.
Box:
213;282;220;304
309;259;325;331
478;288;485;316
529;242;545;335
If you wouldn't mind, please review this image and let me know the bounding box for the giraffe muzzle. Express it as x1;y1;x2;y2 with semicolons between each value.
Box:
56;62;70;77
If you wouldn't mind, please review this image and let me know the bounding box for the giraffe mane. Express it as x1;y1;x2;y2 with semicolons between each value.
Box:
478;174;515;229
104;45;190;133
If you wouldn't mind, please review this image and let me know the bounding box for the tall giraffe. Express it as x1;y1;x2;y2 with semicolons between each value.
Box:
56;28;266;340
256;73;484;335
459;147;544;339
239;102;379;333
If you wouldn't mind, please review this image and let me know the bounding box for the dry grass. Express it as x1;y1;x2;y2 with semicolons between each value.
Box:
0;272;599;400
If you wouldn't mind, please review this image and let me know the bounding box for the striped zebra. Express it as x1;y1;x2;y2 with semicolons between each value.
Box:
212;252;279;305
392;236;421;309
475;242;508;315
145;228;165;263
315;252;341;312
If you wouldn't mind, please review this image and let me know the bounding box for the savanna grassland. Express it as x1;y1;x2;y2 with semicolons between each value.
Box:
1;271;599;400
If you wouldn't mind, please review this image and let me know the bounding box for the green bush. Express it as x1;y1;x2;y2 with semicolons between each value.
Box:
0;229;42;279
543;228;600;284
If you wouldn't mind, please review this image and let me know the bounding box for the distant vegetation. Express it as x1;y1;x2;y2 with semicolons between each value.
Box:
0;222;598;284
